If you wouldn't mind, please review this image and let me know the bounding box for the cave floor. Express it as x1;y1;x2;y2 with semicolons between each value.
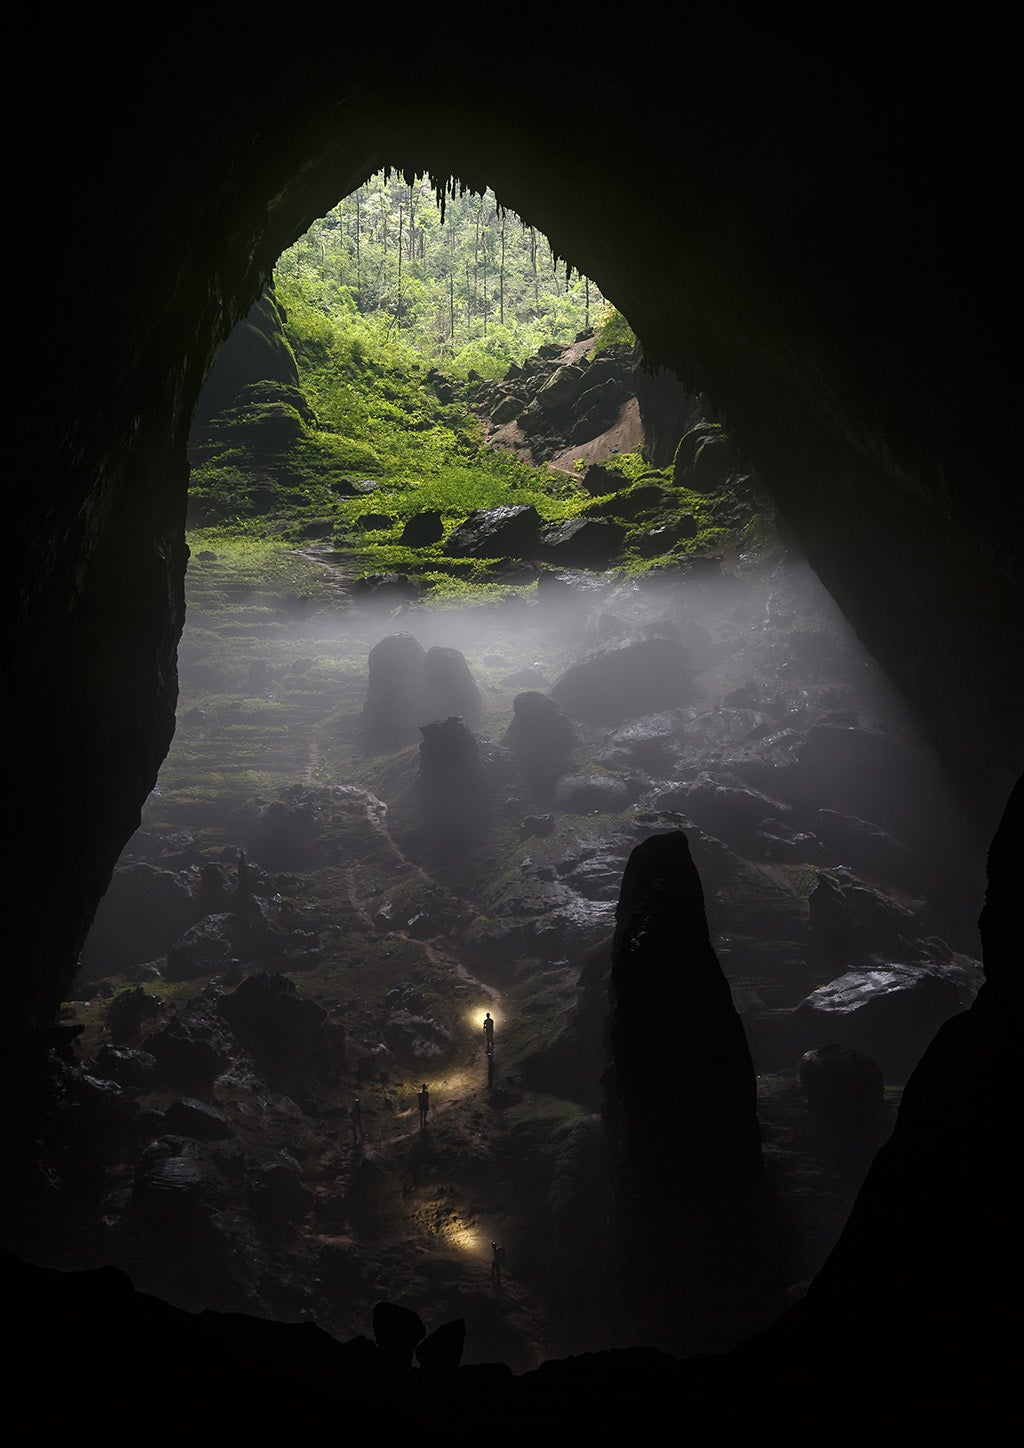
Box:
20;538;982;1369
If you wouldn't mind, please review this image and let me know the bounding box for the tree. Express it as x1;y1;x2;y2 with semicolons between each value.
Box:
275;170;608;374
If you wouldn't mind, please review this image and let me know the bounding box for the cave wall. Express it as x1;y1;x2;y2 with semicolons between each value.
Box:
8;16;1020;1034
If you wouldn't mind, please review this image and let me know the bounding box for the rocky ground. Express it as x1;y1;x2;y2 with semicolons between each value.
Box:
3;344;989;1373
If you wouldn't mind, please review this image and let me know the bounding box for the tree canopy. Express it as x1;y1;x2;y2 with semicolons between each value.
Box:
275;171;626;378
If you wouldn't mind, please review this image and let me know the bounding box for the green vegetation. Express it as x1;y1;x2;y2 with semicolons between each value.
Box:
279;171;621;376
188;171;778;602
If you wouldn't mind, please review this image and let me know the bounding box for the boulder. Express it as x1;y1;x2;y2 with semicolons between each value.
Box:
329;477;379;497
218;972;338;1071
146;1002;234;1092
505;691;580;800
416;717;488;846
490;394;522;425
423;646;481;727
105;986;164;1044
580;462;631;496
163;1098;234;1141
248;1161;312;1226
539;517;625;567
793;959;979;1074
597;713;682;775
247;798;319;870
571;383;626;441
466;873;615;963
383;1009;455;1064
550;637;697;725
535;363;587;413
808;867;925;966
793;725;935;841
673;421;743;491
399;510;444;547
131;1136;230;1218
164;914;237;981
94;1042;158;1087
679;772;793;846
359;633;427;750
442;505;542;558
590;484;671;519
554;774;632;814
815;808;918;885
350;572;422;605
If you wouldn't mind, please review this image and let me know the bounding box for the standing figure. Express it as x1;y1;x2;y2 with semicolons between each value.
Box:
418;1083;430;1128
483;1012;494;1056
350;1096;364;1145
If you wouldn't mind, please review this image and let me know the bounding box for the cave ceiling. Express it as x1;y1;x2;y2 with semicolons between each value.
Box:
7;16;1020;1025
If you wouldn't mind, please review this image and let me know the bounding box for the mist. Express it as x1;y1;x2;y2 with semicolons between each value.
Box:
46;528;985;1369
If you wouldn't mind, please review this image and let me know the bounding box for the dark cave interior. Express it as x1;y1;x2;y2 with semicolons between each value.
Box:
6;14;1020;1437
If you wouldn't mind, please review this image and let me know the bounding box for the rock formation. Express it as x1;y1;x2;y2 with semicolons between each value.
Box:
359;633;428;751
422;645;481;728
604;831;778;1352
550;636;697;725
416;717;488;849
504;690;580;801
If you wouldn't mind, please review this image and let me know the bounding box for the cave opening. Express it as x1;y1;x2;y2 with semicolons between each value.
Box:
4;167;984;1371
7;24;1018;1428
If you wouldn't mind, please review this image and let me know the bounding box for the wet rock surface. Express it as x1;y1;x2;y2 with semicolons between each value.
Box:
549;636;697;725
9;546;991;1382
442;505;542;559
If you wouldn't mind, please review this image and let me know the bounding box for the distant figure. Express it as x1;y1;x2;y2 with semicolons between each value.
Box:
350;1096;364;1145
418;1083;430;1128
490;1241;506;1287
483;1012;494;1055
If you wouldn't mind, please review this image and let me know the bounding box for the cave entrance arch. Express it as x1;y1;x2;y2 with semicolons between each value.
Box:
13;41;1018;1045
7;23;1018;1415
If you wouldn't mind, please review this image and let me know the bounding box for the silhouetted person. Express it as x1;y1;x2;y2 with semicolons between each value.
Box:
418;1083;430;1128
483;1012;494;1055
350;1096;364;1145
490;1241;506;1287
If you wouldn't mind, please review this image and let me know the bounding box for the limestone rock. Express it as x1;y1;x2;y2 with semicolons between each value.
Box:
505;690;580;800
554;774;631;814
539;517;626;567
550;637;697;725
359;633;427;749
794;959;978;1072
399;510;444;547
423;645;481;727
442;504;542;558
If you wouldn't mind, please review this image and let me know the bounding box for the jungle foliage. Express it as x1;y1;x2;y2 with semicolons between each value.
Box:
188;174;762;589
276;171;631;378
